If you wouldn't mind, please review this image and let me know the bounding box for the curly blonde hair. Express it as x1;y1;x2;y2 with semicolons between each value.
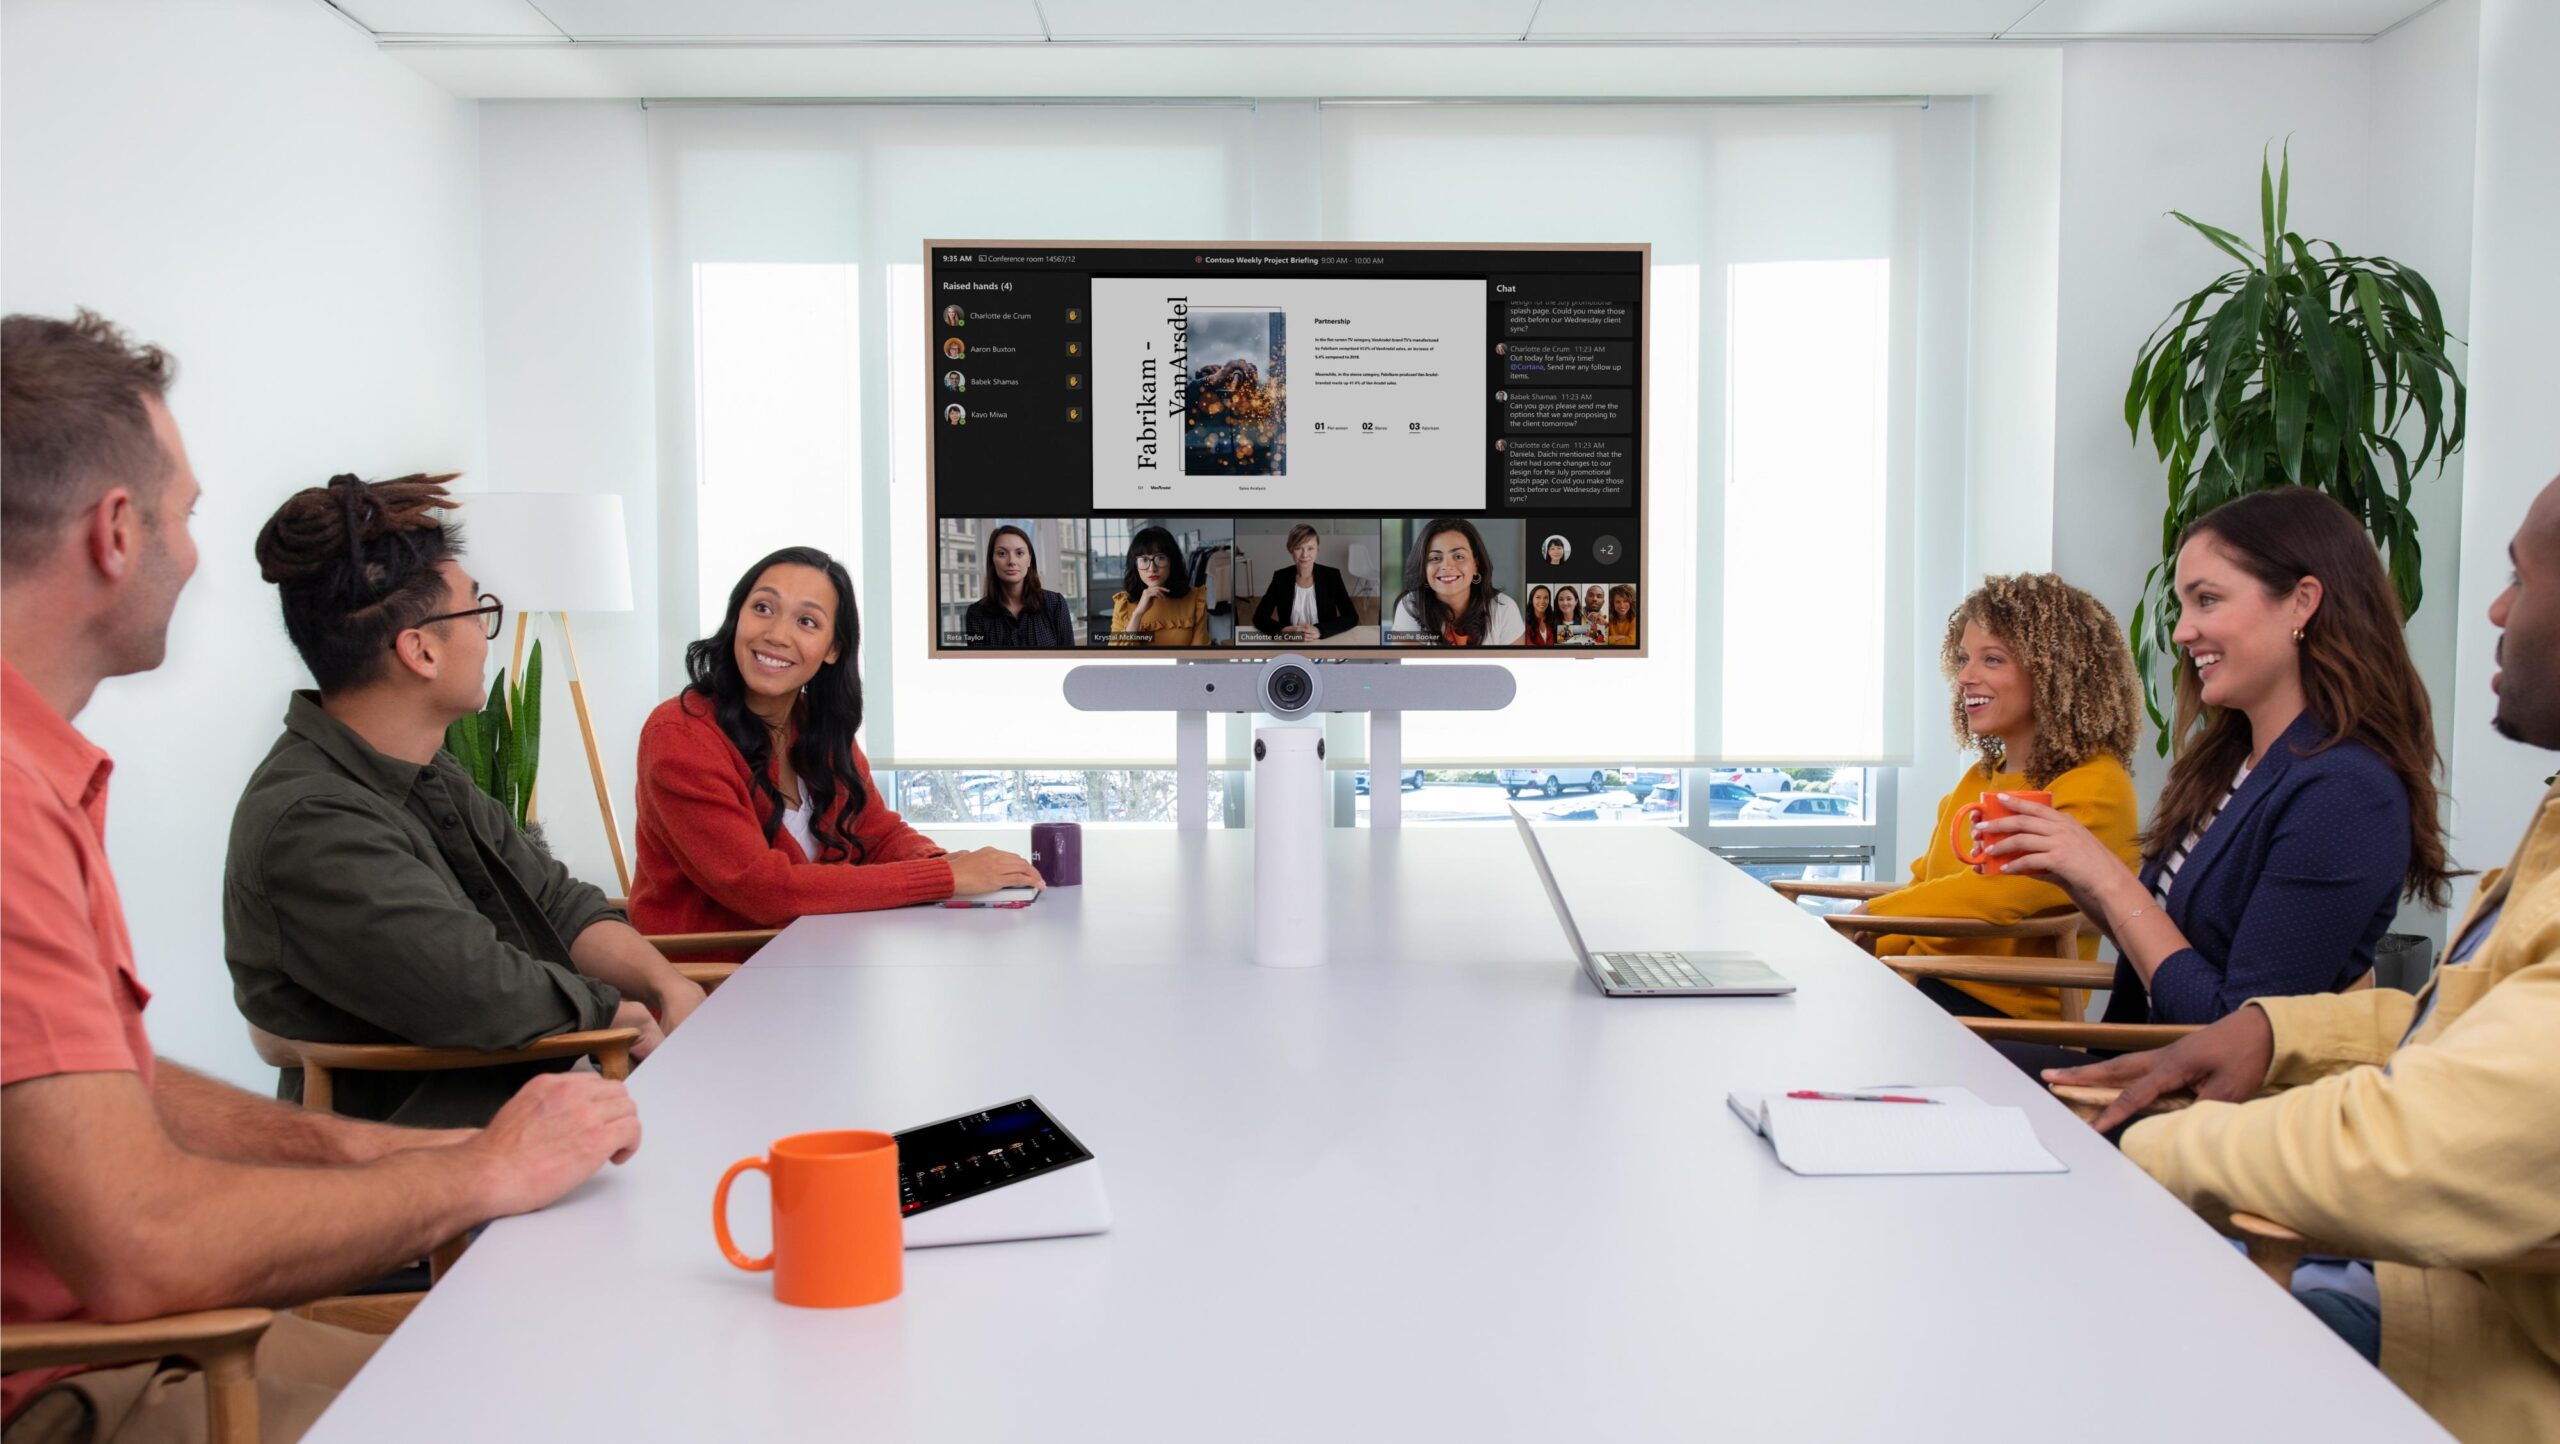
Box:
1941;573;2140;787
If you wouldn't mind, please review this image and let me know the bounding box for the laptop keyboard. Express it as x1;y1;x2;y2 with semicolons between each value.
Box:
1601;951;1707;990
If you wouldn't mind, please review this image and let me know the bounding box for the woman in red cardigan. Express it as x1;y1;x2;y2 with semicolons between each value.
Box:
631;547;1041;956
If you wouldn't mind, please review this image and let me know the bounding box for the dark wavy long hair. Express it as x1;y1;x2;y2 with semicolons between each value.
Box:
2148;488;2450;906
684;547;868;864
1400;517;1499;643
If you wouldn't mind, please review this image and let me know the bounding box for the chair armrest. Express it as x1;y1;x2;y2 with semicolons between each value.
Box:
674;962;741;994
1824;911;2084;942
646;928;780;959
1961;1018;2199;1051
1885;954;2115;991
285;1028;640;1076
291;1292;424;1336
0;1308;274;1373
1772;880;1895;903
2044;1083;2198;1127
271;1028;641;1114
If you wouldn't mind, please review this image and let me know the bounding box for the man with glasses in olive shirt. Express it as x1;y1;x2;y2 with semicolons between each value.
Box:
223;472;705;1128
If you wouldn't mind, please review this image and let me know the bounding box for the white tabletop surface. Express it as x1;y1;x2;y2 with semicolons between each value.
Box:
307;827;2446;1443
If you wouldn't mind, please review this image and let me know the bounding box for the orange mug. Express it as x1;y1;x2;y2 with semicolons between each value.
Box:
714;1130;903;1309
1950;790;2052;869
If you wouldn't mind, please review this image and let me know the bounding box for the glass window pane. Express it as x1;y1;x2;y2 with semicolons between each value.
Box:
1721;259;1890;759
692;263;860;636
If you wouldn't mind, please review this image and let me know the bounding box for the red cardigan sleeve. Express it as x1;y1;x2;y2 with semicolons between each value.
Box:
636;703;955;926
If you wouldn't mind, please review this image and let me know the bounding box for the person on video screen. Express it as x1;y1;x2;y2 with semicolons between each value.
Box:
1606;584;1639;646
963;524;1076;649
1253;523;1357;643
1108;526;1209;647
1523;585;1558;647
1552;583;1595;645
1390;519;1524;647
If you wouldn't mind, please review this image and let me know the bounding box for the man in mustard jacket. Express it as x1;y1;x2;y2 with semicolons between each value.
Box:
2055;472;2560;1444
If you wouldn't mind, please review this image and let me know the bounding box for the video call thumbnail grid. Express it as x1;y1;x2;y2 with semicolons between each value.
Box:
937;515;1639;651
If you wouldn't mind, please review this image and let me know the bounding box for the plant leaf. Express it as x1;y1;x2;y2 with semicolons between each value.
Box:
2272;365;2308;484
2172;211;2261;271
2284;236;2361;445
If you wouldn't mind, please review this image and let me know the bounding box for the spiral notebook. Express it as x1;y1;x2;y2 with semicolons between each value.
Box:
1728;1087;2067;1176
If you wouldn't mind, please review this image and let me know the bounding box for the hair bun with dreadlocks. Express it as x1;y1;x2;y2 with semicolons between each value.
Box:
255;471;466;693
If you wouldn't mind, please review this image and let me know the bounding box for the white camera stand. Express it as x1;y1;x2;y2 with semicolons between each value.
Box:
1063;655;1515;831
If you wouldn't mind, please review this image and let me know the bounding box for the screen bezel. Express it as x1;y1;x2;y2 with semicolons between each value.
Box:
923;238;1651;660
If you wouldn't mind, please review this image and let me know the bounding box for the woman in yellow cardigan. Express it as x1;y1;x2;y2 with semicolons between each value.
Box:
1858;573;2144;1019
1107;525;1210;647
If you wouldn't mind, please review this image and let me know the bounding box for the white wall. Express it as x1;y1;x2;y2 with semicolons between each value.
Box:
0;0;485;1089
2446;0;2560;912
474;102;660;895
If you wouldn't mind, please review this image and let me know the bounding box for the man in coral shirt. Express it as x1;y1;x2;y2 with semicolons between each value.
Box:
1;311;643;1444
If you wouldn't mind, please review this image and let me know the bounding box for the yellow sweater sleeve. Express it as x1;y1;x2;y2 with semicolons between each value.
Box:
1865;756;2138;927
2254;987;2423;1088
2124;935;2560;1269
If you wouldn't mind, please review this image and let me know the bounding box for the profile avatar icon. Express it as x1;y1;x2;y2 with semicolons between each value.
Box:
944;403;966;427
943;337;966;360
941;304;965;327
942;369;965;392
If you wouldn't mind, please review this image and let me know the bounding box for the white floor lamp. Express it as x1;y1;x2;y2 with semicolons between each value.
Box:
460;492;638;895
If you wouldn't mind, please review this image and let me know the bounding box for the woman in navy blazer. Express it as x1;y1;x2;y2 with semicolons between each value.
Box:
1973;489;2451;1057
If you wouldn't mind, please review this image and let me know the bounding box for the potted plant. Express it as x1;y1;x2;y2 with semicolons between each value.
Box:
2124;146;2465;749
444;641;543;834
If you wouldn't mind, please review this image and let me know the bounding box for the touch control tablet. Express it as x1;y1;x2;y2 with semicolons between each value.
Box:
895;1097;1094;1218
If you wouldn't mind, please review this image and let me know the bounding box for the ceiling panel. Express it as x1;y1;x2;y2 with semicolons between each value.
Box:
528;0;1047;39
1042;0;1542;38
2004;0;2433;37
1530;1;2033;39
332;0;564;36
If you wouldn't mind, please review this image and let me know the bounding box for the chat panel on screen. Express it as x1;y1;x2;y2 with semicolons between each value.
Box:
1090;277;1487;514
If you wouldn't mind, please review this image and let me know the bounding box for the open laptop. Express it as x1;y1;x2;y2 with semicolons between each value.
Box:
1509;804;1795;997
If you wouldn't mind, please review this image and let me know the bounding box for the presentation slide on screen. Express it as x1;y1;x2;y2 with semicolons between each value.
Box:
1088;277;1487;512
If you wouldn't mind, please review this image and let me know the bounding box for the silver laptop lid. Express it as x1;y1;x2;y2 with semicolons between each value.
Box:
1508;805;1608;986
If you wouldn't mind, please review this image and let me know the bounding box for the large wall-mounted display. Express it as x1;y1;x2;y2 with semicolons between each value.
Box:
927;241;1646;657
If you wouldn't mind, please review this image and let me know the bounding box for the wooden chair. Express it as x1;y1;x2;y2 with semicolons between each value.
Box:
0;1294;425;1443
2045;1082;2560;1285
647;928;779;960
0;1309;274;1444
1771;878;2094;1021
1950;968;2375;1055
246;1027;640;1117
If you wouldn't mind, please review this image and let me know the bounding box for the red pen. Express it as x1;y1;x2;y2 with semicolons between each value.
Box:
1786;1090;1941;1105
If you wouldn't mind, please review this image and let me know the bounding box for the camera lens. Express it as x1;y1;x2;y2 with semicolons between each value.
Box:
1268;664;1313;712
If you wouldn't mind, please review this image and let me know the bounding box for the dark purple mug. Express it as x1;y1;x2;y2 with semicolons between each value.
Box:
1030;822;1082;888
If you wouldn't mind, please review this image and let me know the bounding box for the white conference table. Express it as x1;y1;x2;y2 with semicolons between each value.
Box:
308;827;2446;1442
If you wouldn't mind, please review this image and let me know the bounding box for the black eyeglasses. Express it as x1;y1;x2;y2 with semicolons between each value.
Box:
400;592;505;648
